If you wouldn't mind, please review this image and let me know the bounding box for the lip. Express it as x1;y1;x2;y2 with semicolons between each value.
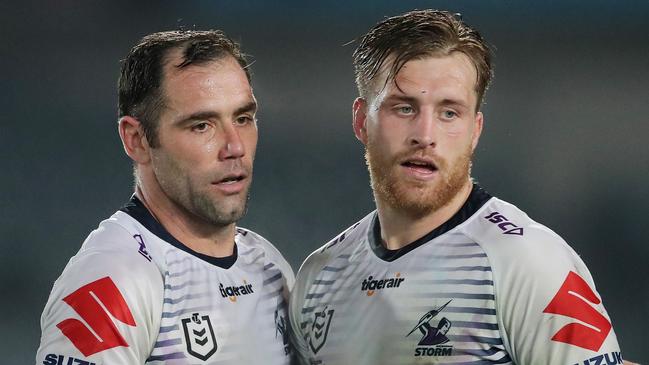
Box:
399;157;438;181
212;172;249;194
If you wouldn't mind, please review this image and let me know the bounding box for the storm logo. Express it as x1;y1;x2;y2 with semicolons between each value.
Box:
407;300;454;357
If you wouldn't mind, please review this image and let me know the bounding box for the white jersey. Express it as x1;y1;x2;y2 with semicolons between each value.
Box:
289;185;622;365
37;196;294;365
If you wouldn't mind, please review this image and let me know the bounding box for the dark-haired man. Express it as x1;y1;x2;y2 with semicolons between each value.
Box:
37;30;293;364
289;10;624;364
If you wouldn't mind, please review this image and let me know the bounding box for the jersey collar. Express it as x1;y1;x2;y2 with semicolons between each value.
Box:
120;195;238;269
368;183;492;262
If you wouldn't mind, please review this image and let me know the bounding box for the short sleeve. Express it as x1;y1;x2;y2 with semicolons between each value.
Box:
36;242;164;364
486;224;622;364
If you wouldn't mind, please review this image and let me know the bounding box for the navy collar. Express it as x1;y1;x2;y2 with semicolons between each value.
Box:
369;184;492;262
120;195;237;269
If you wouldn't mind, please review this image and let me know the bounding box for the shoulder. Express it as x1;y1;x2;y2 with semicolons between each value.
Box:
43;215;164;319
460;197;620;363
70;213;164;284
462;197;584;276
236;227;295;286
38;213;165;362
288;211;373;346
291;211;374;312
297;211;374;282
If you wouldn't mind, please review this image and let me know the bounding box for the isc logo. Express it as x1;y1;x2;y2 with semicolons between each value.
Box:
56;277;136;356
484;212;524;235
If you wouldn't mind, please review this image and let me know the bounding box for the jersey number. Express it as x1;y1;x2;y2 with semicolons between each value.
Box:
56;276;136;356
543;271;611;351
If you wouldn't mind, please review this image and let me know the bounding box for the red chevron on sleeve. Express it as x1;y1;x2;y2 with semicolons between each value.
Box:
542;271;611;351
56;276;136;356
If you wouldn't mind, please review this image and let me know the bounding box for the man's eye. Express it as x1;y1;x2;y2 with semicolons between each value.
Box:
192;122;209;132
442;110;457;119
396;105;415;115
235;116;254;126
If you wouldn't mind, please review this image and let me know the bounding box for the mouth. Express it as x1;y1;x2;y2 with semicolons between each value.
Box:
216;174;246;185
212;172;249;194
400;158;438;175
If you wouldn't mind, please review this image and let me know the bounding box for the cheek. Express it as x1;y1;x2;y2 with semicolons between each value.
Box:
164;141;214;172
242;130;258;159
372;118;407;146
437;133;473;159
202;142;217;155
151;150;183;182
368;128;394;154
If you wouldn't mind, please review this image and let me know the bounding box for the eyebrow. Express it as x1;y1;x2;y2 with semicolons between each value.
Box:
174;101;258;125
384;94;469;110
439;98;469;110
383;95;419;104
233;101;258;117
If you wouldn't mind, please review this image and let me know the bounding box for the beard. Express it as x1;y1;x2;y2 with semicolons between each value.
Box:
182;177;250;226
151;152;251;227
365;141;472;219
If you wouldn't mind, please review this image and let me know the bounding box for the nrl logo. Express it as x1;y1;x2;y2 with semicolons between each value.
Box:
308;306;334;354
182;313;217;361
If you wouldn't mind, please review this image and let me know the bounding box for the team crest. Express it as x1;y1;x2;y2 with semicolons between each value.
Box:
182;313;217;361
309;306;334;354
407;300;454;357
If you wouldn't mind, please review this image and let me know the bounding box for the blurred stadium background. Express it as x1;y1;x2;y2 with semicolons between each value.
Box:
2;1;647;363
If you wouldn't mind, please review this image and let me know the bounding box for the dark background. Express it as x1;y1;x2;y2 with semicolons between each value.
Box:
2;1;647;363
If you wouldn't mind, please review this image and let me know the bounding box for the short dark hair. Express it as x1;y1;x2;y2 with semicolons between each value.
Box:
118;30;251;147
353;10;493;110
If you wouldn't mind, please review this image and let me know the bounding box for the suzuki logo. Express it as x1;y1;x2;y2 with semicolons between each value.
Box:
543;271;611;351
56;277;136;356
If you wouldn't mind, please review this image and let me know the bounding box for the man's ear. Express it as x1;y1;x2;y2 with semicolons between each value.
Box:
471;111;484;151
353;97;369;145
118;116;151;164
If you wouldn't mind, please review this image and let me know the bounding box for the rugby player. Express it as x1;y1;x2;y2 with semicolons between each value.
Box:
37;30;294;364
289;10;627;365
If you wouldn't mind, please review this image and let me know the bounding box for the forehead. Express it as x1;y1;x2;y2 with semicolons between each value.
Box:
160;51;252;106
374;53;478;106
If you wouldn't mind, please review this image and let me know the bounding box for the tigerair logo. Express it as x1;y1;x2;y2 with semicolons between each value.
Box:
219;281;254;302
361;273;405;296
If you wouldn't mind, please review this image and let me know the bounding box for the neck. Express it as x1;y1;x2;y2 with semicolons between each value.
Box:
135;178;236;258
376;180;473;250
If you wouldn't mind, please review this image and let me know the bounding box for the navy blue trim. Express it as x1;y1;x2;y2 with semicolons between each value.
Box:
120;195;237;269
369;184;492;262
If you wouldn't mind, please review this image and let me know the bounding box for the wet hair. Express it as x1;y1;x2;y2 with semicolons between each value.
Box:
353;10;493;110
118;30;250;147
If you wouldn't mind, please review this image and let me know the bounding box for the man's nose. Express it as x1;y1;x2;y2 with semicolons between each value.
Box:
408;110;436;148
219;123;245;160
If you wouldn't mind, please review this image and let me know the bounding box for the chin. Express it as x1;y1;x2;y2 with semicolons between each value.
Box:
381;172;468;218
